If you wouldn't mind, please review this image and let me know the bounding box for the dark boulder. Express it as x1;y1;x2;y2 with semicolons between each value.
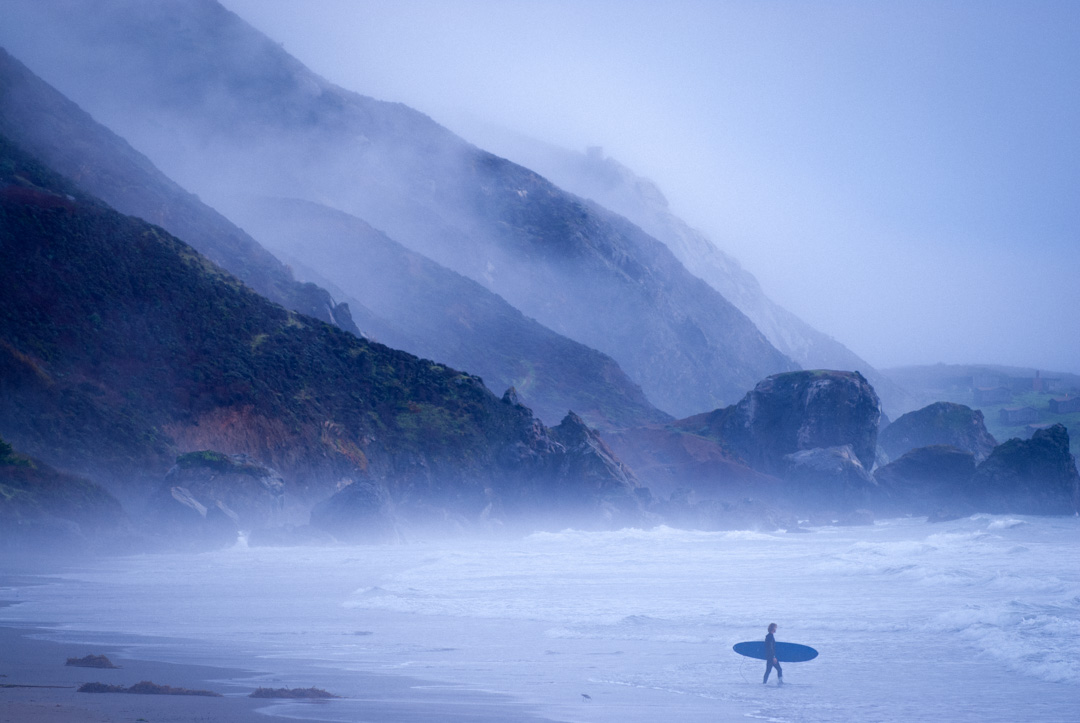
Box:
879;402;997;462
148;451;286;547
151;485;242;550
493;411;648;529
548;412;644;513
309;481;399;544
492;408;643;527
971;424;1080;515
873;445;977;517
782;445;878;512
701;370;881;475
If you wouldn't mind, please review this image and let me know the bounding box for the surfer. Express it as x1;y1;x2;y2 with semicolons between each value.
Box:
763;623;783;685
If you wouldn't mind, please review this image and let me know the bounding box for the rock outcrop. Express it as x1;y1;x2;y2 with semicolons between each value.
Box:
479;408;648;529
310;410;648;539
689;370;881;476
879;402;997;462
782;445;878;512
873;445;978;517
601;423;781;502
310;480;399;544
161;451;284;526
149;451;286;546
970;424;1080;515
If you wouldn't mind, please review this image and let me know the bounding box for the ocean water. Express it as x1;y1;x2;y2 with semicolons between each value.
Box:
3;514;1078;722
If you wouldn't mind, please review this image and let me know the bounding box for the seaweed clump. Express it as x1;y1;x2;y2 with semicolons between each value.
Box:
77;680;221;696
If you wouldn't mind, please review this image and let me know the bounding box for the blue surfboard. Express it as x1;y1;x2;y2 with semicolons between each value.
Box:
733;640;818;662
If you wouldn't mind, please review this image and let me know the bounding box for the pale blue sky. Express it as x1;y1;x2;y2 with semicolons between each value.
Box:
223;1;1080;373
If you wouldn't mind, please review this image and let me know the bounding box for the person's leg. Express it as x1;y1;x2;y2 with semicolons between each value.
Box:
777;661;783;685
763;660;773;684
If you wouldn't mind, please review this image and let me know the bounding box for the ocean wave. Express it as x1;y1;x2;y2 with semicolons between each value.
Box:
929;600;1080;684
987;518;1028;530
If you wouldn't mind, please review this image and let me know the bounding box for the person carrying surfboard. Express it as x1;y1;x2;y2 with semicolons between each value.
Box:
763;623;783;685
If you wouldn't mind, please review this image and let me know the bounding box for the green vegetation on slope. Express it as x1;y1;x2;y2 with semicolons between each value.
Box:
0;132;540;498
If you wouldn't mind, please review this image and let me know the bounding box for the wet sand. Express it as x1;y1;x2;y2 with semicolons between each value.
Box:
0;623;576;723
0;625;282;722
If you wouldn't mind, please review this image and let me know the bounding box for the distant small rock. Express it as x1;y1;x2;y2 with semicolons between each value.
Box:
66;654;118;669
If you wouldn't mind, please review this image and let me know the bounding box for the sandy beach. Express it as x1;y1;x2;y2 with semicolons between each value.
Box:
0;622;584;723
0;624;279;722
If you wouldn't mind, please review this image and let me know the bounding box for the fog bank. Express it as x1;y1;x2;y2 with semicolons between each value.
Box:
220;0;1080;375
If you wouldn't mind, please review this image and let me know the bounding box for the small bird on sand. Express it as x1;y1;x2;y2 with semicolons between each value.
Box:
581;693;592;702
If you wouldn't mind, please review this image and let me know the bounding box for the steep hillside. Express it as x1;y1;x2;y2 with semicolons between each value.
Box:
231;196;670;430
0;47;363;337
0;50;668;431
0;0;797;417
479;138;910;415
0;133;642;526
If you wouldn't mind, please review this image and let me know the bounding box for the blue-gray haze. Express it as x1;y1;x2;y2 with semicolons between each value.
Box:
216;0;1080;375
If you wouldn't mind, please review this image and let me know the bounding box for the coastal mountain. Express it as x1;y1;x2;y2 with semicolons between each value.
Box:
228;196;670;429
475;136;910;416
0;48;360;338
0;49;667;431
0;0;798;417
0;132;644;530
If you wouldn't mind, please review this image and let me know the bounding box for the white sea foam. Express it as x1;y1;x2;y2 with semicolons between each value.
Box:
2;514;1077;722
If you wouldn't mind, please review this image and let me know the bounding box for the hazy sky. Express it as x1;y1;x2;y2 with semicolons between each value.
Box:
220;0;1080;374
